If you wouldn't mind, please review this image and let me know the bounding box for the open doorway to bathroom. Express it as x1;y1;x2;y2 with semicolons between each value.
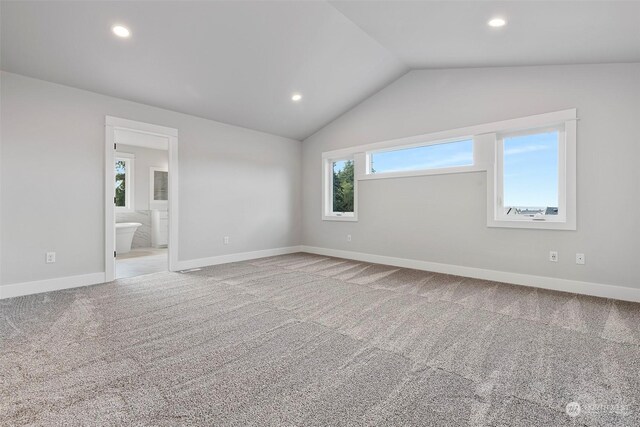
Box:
114;137;168;278
105;117;178;282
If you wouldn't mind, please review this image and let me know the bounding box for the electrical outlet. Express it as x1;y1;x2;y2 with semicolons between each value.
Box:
223;236;229;245
347;234;352;242
576;253;585;265
549;251;558;263
46;252;56;263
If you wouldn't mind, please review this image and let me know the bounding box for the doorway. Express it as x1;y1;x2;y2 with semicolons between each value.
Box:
105;117;178;281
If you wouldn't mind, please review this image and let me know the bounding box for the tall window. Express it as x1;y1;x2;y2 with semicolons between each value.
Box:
503;130;559;216
332;160;354;213
115;154;134;211
496;126;565;222
369;139;473;175
323;157;356;220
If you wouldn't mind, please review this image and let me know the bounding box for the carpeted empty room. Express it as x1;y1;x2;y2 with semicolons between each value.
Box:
2;1;640;426
2;253;640;426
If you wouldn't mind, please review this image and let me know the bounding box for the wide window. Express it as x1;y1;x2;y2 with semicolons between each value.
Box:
369;138;473;175
321;109;576;229
323;157;356;221
115;153;134;211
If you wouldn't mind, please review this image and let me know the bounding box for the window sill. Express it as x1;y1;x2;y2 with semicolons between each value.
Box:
323;214;358;222
487;218;575;230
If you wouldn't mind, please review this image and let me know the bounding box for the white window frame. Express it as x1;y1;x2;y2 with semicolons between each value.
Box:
321;109;577;230
115;152;135;212
365;136;477;180
487;115;576;230
494;125;566;223
322;156;358;221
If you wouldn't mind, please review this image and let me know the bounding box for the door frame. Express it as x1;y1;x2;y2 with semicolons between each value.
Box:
105;116;179;281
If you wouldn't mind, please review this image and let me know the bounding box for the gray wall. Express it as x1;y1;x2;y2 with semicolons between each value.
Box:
1;72;301;285
302;63;640;289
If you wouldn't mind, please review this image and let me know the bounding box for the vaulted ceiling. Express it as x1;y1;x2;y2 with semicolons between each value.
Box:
2;1;639;140
331;1;640;69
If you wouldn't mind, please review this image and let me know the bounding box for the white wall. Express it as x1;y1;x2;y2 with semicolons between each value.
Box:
115;144;168;211
302;63;640;289
0;72;301;286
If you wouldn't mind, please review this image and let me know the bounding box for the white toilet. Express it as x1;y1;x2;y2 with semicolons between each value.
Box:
115;222;142;254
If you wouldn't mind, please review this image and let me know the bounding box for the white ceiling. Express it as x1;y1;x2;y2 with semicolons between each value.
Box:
331;0;640;69
0;1;406;140
2;1;639;140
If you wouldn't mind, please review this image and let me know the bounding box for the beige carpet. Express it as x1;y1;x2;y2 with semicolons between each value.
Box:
1;253;639;426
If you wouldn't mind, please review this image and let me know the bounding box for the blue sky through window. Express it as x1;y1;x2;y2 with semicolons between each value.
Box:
371;139;473;174
503;131;558;208
333;160;347;173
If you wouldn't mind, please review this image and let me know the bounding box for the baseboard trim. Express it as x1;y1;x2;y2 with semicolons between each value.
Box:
5;246;636;303
0;272;107;300
0;246;304;299
174;246;303;271
300;246;640;303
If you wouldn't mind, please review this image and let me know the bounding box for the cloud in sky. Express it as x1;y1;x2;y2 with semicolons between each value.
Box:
386;152;473;172
372;139;474;173
504;144;551;156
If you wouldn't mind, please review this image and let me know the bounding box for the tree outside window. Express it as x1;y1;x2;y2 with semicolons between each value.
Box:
332;160;354;213
115;160;126;207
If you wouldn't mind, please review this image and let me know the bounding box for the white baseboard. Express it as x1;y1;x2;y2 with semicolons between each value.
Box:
5;246;636;303
0;247;303;300
301;246;640;303
0;272;107;300
173;246;303;271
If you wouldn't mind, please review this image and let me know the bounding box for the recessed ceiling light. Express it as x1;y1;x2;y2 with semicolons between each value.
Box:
291;93;302;102
112;25;131;38
488;18;506;28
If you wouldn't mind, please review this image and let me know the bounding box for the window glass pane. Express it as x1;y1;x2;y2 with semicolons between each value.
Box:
115;160;126;207
503;131;559;216
332;160;354;213
370;139;473;174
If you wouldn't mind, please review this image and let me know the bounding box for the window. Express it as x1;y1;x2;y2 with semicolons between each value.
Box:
323;157;357;221
491;120;576;230
320;109;576;230
501;129;559;218
369;138;473;175
115;153;134;211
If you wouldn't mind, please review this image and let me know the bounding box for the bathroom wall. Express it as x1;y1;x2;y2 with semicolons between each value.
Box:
115;144;168;248
115;144;168;211
115;211;152;249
